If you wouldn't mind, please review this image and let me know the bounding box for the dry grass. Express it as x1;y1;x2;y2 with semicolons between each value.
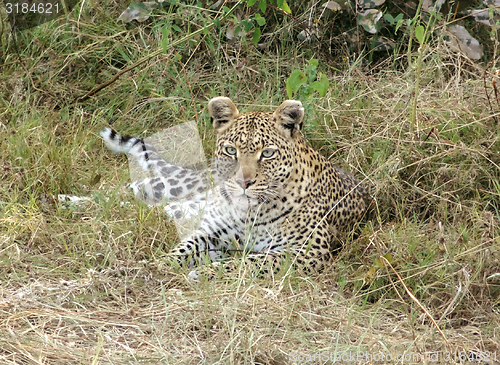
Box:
1;1;500;364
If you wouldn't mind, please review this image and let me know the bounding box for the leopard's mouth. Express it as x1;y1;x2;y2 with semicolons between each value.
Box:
243;191;276;207
223;181;274;207
230;189;261;207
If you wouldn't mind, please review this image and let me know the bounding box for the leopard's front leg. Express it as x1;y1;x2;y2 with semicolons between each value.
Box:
186;217;333;280
168;229;228;268
167;203;246;267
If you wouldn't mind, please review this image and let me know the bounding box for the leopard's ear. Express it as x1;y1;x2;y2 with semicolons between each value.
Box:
273;100;304;138
208;97;239;134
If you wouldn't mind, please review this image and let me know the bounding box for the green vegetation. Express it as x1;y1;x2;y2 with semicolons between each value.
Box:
0;0;499;363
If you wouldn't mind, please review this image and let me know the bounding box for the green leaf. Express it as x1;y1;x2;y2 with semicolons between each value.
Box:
234;25;242;37
395;16;405;33
161;25;170;53
384;13;395;25
259;0;267;13
395;21;404;33
365;265;378;281
253;27;261;46
286;84;292;100
89;173;101;187
365;253;393;281
247;0;258;6
161;37;169;53
308;59;318;67
311;73;329;97
286;69;307;99
172;24;181;32
415;24;425;44
277;0;291;13
242;18;253;32
254;13;266;26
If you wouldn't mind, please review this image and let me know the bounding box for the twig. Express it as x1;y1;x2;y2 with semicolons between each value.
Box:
74;0;245;103
493;70;499;109
178;52;199;126
483;66;498;125
0;7;5;48
177;31;206;126
381;256;451;351
381;249;423;355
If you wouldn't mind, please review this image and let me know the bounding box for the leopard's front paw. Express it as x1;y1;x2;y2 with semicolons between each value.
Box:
188;263;221;281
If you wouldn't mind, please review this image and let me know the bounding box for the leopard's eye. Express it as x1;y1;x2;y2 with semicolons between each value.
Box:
261;149;276;158
225;146;237;156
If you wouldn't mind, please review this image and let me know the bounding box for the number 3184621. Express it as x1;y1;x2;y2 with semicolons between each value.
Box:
6;2;60;14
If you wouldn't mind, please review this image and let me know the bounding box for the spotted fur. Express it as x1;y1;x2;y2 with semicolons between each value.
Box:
102;97;367;278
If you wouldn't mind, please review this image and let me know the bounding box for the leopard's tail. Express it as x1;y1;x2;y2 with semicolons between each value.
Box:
100;127;162;172
100;127;210;203
100;127;150;153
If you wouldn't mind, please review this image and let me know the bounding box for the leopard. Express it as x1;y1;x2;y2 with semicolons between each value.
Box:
101;97;368;279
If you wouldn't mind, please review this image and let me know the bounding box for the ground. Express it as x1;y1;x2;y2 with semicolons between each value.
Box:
0;1;499;364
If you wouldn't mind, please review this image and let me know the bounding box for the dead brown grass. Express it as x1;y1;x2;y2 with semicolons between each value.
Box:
1;1;499;364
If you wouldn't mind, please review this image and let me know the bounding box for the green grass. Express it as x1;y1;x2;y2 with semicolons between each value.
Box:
1;1;499;364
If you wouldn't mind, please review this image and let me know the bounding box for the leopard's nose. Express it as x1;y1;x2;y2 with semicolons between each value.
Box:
236;179;255;189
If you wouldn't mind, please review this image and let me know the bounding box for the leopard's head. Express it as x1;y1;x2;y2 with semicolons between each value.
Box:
208;97;305;205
